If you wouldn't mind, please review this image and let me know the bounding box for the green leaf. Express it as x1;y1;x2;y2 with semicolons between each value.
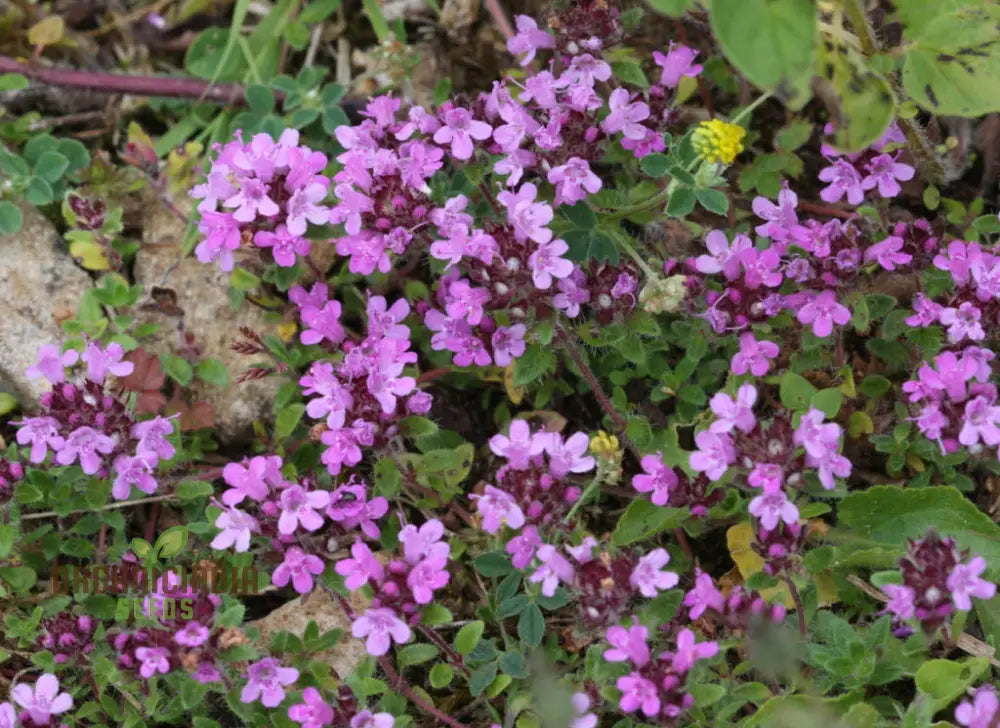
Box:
230;267;262;291
666;186;696;217
177;481;214;500
0;201;23;235
859;375;891;398
610;59;649;88
646;0;693;16
839;486;1000;578
779;371;818;410
373;457;401;498
696;188;729;216
181;678;209;709
195;358;229;387
34;151;69;182
429;663;454;688
612;499;688;546
640;153;670;178
274;403;306;440
301;0;344;23
0;566;36;592
468;661;498;697
817;42;895;152
0;524;16;559
0;73;28;90
513;345;554;386
915;658;989;712
0;393;17;416
775;120;813;151
161;354;193;386
454;620;485;655
397;643;439;667
517;603;544;646
902;6;1000;116
709;0;816;109
474;552;514;577
559;202;596;228
810;388;843;419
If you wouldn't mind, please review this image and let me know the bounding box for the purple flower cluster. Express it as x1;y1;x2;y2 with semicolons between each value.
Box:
683;568;786;629
604;622;717;721
882;530;996;635
293;290;431;474
16;341;176;500
191;128;330;270
908;240;1000;345
38;612;96;664
818;123;914;205
901;345;998;455
212;453;387;595
336;519;451;655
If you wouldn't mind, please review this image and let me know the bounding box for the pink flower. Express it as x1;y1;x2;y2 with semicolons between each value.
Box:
195;211;242;271
883;583;915;621
221;456;279;506
688;430;736;481
351;711;396;728
548;157;602;207
506;14;554;65
112;452;158;499
708;383;757;434
671;628;718;672
940;303;985;344
652;43;702;88
433;107;492;160
278;485;330;534
497;183;553;244
254;226;311;267
407;553;450;603
289;687;335;728
472;485;525;533
529;238;574;289
617;673;660;716
864;235;912;271
956;686;1000;728
330;184;374;235
55;426;115;474
601;89;650;141
797;290;851;337
273;547;326;593
336;540;385;590
530;544;575;597
506;525;541;568
948;556;997;611
489;420;546;470
545;432;596;477
630;548;679;598
861;153;914;198
175;622;210;647
752;184;812;245
12;673;72;724
731;332;779;376
695;230;751;278
26;344;78;384
604;622;650;666
285;181;330;236
683;569;725;619
959;395;1000;447
82;340;134;382
211;505;259;552
133;416;176;460
0;702;14;728
632;453;678;506
748;482;799;531
352;608;412;656
16;416;64;463
492;324;526;367
398;519;448;564
300;300;345;346
135;646;171;678
748;463;783;490
570;692;598;728
241;658;299;707
818;159;865;205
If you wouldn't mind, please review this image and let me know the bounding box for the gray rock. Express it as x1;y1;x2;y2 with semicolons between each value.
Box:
0;203;91;402
133;198;280;444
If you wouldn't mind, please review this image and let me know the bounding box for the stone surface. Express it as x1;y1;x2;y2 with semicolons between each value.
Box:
248;588;367;678
133;197;280;444
0;203;92;401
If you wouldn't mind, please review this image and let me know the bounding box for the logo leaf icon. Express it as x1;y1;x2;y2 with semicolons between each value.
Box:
130;538;152;560
153;526;189;560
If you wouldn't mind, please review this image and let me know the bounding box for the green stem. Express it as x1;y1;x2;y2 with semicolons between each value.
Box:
730;91;774;125
562;470;604;523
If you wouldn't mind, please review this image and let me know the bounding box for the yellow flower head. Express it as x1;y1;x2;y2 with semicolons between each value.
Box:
589;431;620;460
691;119;746;165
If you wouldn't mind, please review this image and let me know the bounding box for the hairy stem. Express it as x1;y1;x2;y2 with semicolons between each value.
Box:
783;573;808;637
839;0;944;184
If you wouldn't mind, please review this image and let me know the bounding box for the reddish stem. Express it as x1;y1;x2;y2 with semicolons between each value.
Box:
797;200;855;220
482;0;515;39
0;56;255;105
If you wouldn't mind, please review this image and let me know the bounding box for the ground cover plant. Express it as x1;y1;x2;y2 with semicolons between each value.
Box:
5;0;1000;725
